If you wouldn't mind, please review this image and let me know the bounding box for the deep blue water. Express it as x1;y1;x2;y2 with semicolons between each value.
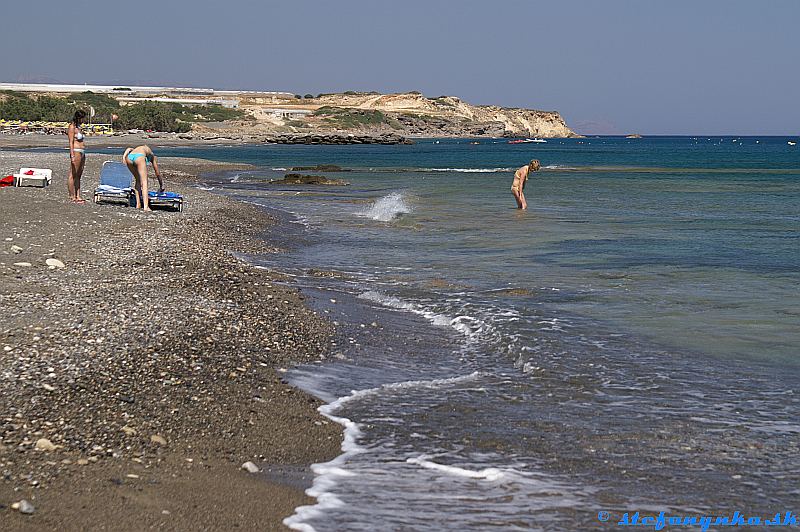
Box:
160;136;799;530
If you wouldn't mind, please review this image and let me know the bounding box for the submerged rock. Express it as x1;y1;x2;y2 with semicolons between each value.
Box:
271;174;349;186
291;164;350;172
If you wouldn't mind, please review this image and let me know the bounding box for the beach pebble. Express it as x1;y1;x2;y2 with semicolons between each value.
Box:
150;435;168;446
45;258;65;269
10;245;23;254
77;458;90;465
35;438;57;451
12;499;36;514
121;426;137;436
241;461;260;473
41;383;56;392
13;262;32;267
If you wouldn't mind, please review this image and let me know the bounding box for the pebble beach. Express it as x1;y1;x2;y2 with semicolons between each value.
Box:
0;143;341;530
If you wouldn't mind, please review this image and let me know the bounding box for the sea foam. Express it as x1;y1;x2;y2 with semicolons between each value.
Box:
284;371;486;532
420;167;512;173
356;192;412;222
406;455;506;481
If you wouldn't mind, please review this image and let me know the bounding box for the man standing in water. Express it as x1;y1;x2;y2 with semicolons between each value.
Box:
511;159;540;209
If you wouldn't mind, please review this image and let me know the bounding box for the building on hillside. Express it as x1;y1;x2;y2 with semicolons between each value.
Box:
117;97;240;108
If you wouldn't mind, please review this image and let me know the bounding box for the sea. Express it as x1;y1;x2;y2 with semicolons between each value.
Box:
159;137;799;530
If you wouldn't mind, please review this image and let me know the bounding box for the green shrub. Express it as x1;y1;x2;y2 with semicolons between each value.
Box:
312;106;387;128
0;92;242;132
170;104;248;122
70;92;121;122
0;94;73;121
116;102;191;132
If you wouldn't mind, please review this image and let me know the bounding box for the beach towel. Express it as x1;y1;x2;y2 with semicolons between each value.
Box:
148;191;182;199
145;189;184;212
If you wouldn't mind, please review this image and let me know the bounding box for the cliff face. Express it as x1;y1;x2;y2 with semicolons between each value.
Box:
235;92;576;138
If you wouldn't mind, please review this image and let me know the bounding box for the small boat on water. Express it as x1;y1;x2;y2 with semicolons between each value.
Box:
789;141;797;146
508;138;547;144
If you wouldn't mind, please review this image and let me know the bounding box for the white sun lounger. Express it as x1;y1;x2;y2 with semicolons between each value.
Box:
13;167;52;188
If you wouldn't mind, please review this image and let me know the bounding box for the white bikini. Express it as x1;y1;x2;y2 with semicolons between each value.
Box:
73;127;86;155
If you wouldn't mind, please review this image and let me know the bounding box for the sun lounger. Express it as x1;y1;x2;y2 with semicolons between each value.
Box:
93;161;132;205
144;190;184;212
13;168;52;188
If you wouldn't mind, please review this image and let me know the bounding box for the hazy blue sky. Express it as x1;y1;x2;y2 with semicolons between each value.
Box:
2;0;797;135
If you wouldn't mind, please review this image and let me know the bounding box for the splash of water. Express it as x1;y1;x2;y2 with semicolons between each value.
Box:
357;192;412;222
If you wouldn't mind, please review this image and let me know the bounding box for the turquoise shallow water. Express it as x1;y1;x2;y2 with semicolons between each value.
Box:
158;137;799;529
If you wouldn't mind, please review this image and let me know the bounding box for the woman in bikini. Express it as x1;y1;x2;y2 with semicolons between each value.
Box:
123;145;164;211
67;110;88;203
511;159;541;210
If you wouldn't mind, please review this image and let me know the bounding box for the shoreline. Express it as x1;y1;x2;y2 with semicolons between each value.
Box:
0;131;414;151
0;149;341;529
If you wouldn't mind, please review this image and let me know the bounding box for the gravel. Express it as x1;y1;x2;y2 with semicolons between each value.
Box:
0;147;342;529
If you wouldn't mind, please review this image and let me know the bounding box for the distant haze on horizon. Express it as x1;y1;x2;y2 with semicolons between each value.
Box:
2;0;797;136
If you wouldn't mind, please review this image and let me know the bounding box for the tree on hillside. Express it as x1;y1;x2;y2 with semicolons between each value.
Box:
115;102;191;132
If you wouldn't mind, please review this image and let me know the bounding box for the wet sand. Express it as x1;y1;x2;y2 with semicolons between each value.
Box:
0;147;341;530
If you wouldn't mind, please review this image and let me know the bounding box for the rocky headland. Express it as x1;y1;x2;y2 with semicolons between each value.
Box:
194;91;578;140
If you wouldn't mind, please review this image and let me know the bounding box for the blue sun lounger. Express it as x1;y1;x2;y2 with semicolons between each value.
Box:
94;160;185;212
93;161;132;205
145;190;184;212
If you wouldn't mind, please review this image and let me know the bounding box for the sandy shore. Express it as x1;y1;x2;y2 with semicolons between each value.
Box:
0;148;341;529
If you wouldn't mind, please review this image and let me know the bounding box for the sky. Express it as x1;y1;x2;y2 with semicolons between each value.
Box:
1;0;798;135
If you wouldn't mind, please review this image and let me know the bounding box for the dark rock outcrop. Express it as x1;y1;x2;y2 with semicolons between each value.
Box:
291;164;350;172
262;133;412;145
270;174;350;186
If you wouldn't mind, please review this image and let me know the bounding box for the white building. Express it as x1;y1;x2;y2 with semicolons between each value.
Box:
117;97;240;108
0;82;294;100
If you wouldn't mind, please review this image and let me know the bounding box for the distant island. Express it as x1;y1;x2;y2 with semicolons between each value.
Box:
0;83;577;140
